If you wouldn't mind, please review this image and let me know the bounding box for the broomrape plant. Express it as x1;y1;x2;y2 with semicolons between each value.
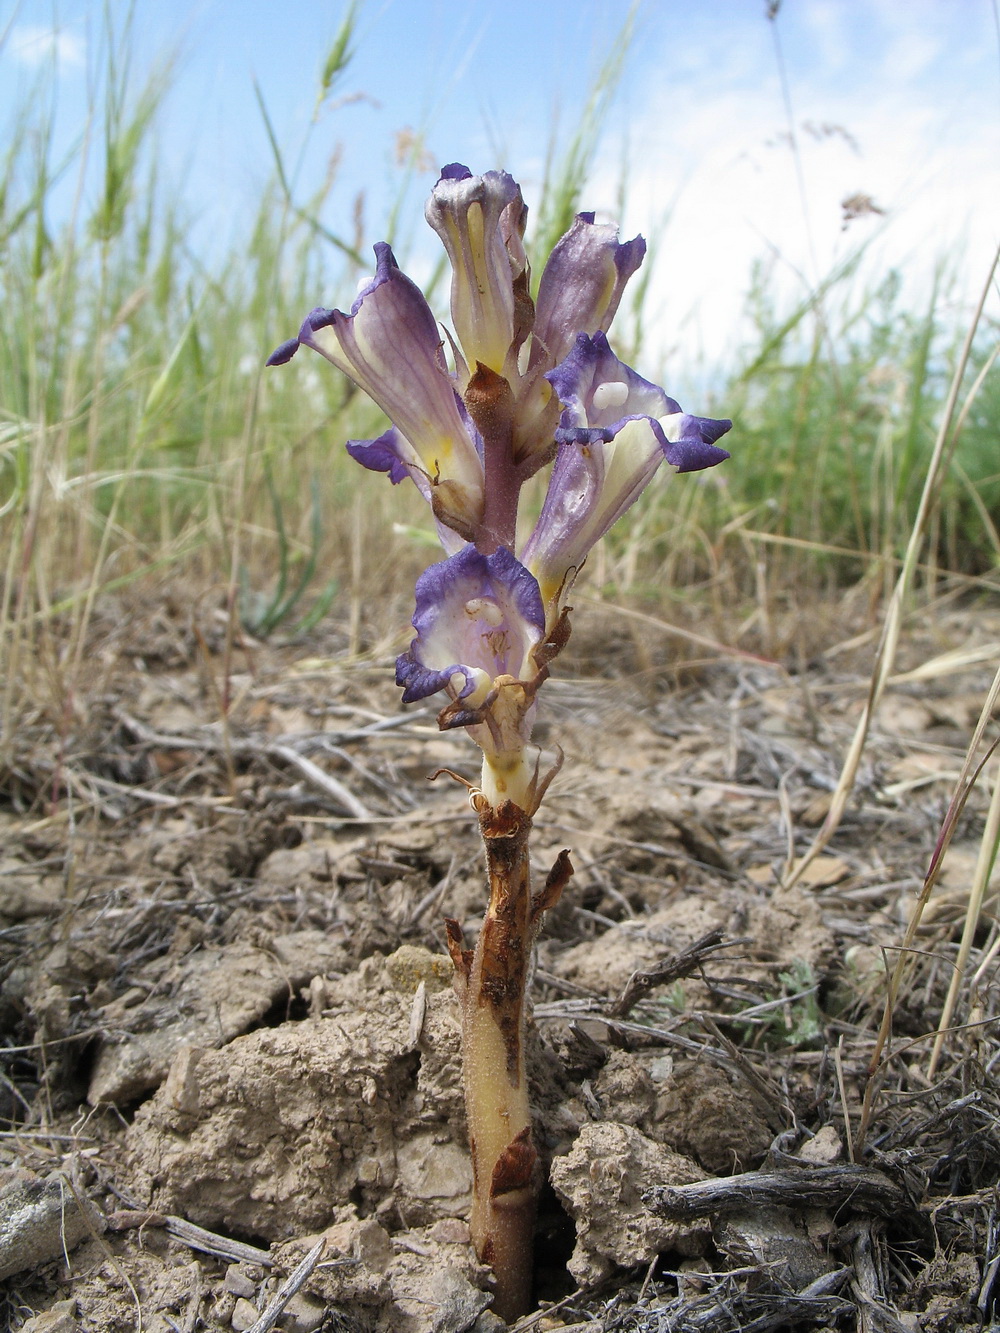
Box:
268;163;732;1322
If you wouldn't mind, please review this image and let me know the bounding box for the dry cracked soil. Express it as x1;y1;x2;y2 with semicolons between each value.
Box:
2;592;999;1331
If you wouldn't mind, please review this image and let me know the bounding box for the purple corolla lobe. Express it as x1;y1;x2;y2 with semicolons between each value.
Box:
346;426;469;556
396;545;545;711
547;330;679;441
346;425;411;485
265;337;301;367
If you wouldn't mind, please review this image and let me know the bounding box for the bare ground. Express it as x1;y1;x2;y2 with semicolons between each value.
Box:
2;591;999;1332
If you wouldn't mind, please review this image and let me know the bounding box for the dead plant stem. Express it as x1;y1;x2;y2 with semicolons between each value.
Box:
783;239;1000;893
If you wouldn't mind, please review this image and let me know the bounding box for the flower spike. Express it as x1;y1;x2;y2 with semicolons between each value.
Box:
266;164;733;1323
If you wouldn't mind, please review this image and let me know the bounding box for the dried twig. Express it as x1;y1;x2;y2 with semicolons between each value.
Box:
646;1164;912;1223
165;1215;273;1267
116;711;371;818
245;1238;325;1333
268;744;371;819
609;928;731;1018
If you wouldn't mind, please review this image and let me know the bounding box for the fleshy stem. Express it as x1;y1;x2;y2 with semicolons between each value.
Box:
465;364;521;555
446;782;573;1323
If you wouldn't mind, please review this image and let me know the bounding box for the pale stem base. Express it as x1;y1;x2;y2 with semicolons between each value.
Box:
446;759;573;1323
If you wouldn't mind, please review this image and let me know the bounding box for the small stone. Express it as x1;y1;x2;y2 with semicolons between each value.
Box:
384;944;453;994
426;1266;491;1332
428;1218;471;1245
396;1132;472;1216
230;1296;260;1331
279;1291;326;1332
210;1293;237;1326
161;1045;204;1116
355;1154;382;1185
18;1300;81;1333
322;1216;394;1272
0;1172;106;1280
224;1263;256;1298
797;1124;843;1166
469;1313;506;1333
307;975;329;1017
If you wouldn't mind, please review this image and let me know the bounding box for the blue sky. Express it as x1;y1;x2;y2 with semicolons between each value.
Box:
3;0;998;374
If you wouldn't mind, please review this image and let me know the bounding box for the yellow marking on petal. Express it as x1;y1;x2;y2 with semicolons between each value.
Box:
538;575;563;606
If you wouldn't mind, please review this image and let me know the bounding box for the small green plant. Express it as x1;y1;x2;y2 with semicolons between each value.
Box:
773;959;823;1048
716;959;823;1051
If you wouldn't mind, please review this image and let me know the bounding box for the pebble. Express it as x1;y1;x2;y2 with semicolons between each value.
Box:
225;1263;257;1298
797;1123;843;1165
281;1292;327;1332
0;1172;106;1281
230;1296;260;1330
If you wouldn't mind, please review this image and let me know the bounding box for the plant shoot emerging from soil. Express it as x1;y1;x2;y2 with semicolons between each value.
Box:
268;163;732;1322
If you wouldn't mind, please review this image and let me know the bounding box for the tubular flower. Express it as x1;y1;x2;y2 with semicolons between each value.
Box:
266;166;655;545
530;213;646;372
522;332;731;613
510;214;646;473
267;242;484;540
425;164;525;379
396;545;547;801
396;544;544;716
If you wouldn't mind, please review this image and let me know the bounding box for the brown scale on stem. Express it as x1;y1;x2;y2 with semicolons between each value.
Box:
490;1127;536;1198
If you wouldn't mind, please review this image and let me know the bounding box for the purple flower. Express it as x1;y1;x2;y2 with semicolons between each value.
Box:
522;333;731;607
267;242;484;540
267;166;732;622
425;165;526;379
531;214;646;372
510;214;646;473
397;545;544;703
396;545;546;759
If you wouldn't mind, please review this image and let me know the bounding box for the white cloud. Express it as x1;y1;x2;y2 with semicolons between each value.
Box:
577;3;1000;376
7;24;85;70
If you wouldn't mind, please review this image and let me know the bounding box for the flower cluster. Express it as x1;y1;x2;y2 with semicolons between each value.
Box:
269;164;731;803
